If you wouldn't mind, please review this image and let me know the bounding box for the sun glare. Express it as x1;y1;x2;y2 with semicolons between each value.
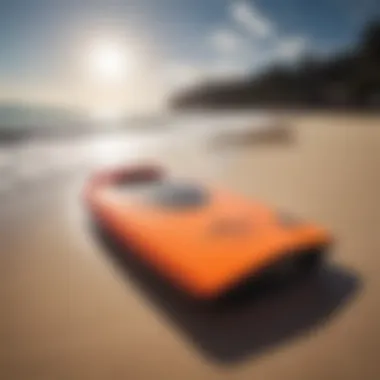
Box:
87;40;135;84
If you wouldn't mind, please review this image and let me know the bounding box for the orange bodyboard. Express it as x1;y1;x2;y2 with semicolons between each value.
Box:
85;165;331;299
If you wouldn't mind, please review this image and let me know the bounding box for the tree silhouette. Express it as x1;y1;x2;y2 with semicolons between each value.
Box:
172;20;380;110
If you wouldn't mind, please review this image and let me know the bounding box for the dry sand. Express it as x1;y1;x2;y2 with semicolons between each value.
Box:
1;113;380;379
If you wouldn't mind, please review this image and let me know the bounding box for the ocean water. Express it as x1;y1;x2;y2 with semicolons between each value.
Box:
0;108;280;194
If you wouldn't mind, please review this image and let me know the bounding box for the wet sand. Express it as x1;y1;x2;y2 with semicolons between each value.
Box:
1;113;380;379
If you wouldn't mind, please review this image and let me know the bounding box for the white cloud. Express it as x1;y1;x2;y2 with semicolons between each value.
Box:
230;1;274;38
276;36;308;61
207;62;249;81
166;64;205;91
209;29;245;53
170;2;310;97
165;61;250;92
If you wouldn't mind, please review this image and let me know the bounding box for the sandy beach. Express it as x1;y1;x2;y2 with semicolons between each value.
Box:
1;112;380;379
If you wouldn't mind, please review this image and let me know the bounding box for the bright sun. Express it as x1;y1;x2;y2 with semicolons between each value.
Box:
85;39;137;120
87;40;135;84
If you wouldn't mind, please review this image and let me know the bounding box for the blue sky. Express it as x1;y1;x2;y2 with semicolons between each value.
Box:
0;0;378;112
